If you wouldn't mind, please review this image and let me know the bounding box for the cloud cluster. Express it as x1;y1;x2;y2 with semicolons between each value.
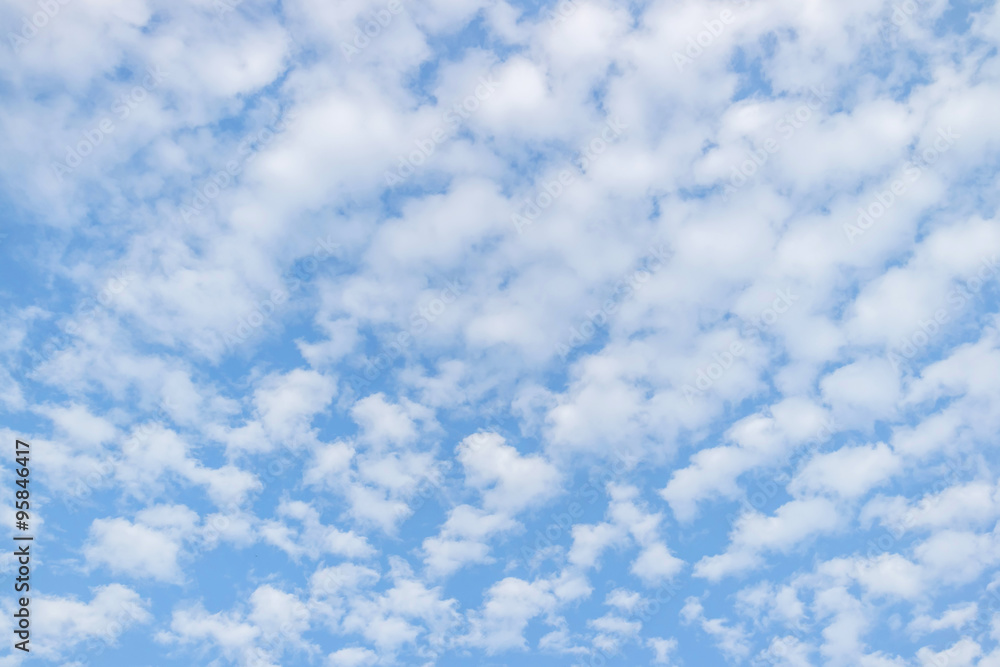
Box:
3;0;1000;664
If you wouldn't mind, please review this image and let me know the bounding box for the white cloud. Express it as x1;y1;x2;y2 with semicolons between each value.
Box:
631;543;685;585
337;558;461;652
303;440;355;488
789;442;900;499
328;646;379;667
422;504;518;577
820;358;901;429
114;424;261;507
568;521;624;569
696;497;843;580
916;638;982;667
259;500;374;561
648;636;678;664
159;602;258;659
568;484;684;586
662;397;832;520
310;563;381;599
908;602;978;637
84;504;199;583
850;554;926;600
38;402;117;448
254;369;337;447
456;431;561;513
736;581;805;628
32;585;151;660
7;0;1000;664
605;588;643;614
249;585;311;641
463;577;557;653
862;480;1000;535
351;392;434;449
913;528;1000;585
680;597;751;660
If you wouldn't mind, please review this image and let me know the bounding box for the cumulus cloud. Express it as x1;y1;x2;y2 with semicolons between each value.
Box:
7;0;1000;664
84;504;200;583
456;431;561;513
31;585;152;660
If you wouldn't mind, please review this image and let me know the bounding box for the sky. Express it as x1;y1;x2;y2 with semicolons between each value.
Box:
1;0;1000;665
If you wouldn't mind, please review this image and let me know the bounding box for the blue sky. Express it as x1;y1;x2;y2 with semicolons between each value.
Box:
2;0;1000;666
